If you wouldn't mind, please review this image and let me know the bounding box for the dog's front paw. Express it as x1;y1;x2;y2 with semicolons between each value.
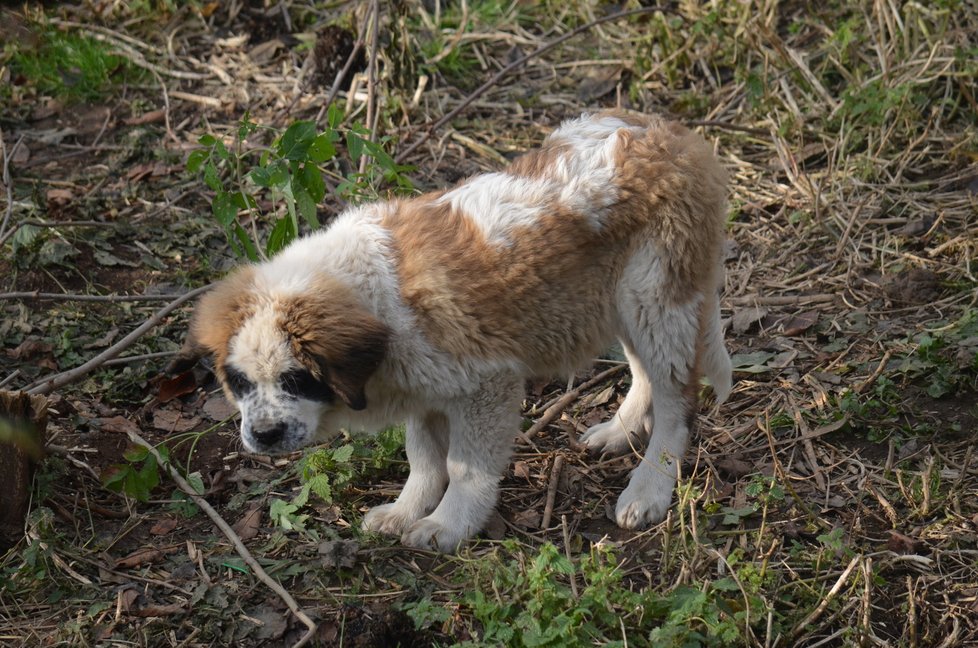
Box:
615;476;673;530
362;503;420;536
582;419;645;455
401;517;468;553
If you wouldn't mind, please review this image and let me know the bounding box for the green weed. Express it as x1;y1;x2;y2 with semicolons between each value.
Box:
187;107;413;261
7;24;134;100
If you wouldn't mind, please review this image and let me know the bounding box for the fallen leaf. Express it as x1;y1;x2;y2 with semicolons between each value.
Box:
150;518;178;536
781;310;818;336
732;306;768;334
117;587;141;613
513;460;532;481
318;539;358;569
202;394;237;421
512;508;541;529
123;109;165;126
6;337;53;360
46;188;74;206
132;602;187;617
152;408;201;433
157;371;198;403
716;458;753;479
886;530;923;554
97;416;141;436
730;351;776;373
231;508;262;541
83;327;119;349
115;547;166;569
250;608;288;640
483;510;506;540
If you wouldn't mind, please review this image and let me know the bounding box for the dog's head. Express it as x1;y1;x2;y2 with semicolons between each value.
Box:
170;268;389;453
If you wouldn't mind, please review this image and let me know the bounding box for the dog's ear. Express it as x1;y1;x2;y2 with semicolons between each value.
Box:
166;268;257;374
319;316;389;410
283;285;390;411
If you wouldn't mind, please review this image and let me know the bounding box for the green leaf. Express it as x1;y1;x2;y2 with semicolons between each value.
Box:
266;216;295;257
332;444;355;464
232;224;260;262
203;161;221;191
100;464;131;489
298;163;326;202
267;160;290;188
277;121;317;160
185;471;205;495
305;474;332;502
327;103;343;129
197;134;217;146
186;149;209;173
347;131;365;161
212;191;237;227
293;184;318;231
123;445;149;462
308;134;336;163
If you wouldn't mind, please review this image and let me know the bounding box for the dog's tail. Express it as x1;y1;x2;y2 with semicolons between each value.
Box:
701;290;732;403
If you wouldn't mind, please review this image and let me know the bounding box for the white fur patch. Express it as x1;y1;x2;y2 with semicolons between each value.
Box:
438;173;550;246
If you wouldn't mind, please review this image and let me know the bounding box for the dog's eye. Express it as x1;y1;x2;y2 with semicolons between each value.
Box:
224;367;254;397
280;369;333;402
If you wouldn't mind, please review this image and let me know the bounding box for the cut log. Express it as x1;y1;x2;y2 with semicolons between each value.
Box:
0;390;48;551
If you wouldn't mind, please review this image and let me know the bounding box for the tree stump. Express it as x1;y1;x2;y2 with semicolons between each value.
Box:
0;390;48;551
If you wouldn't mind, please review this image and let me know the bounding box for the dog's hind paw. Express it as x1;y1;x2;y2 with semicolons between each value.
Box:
614;478;673;530
401;517;468;553
362;503;420;536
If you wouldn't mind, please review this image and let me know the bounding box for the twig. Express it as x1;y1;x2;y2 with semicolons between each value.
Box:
852;350;893;395
0;127;26;244
315;15;370;125
0;291;187;302
103;351;177;367
125;430;318;647
541;455;564;530
394;6;667;163
560;514;579;599
524;365;626;439
26;285;212;396
726;294;837;306
0;219;109;248
790;555;861;640
359;0;381;176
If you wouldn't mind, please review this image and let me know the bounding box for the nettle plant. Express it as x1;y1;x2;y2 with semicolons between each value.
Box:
187;106;414;260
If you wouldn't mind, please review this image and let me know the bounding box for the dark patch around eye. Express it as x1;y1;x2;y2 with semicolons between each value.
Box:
280;369;334;403
223;366;254;398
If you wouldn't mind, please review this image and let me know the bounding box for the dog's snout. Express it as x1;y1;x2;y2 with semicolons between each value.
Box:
252;422;287;447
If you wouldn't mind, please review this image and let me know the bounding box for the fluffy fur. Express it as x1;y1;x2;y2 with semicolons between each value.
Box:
173;110;733;551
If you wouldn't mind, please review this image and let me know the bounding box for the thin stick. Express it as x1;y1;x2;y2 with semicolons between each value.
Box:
394;6;667;163
125;430;318;647
26;285;212;396
560;514;579;599
316;10;370;125
790;555;861;640
525;365;626;439
0;219;109;248
0;291;187;302
541;455;564;530
0;128;26;244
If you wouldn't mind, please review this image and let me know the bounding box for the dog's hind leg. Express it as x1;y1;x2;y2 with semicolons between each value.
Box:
580;339;653;455
362;411;449;536
613;281;711;530
401;372;522;552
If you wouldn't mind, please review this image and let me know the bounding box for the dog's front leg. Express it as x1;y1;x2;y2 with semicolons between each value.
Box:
362;411;449;536
401;373;522;552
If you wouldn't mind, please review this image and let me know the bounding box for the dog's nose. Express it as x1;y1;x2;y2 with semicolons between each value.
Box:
252;422;287;447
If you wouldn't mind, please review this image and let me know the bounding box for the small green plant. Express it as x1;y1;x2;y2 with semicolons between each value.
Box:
7;24;134;100
100;443;168;503
187;107;413;261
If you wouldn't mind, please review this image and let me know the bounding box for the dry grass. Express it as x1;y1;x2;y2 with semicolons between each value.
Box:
1;0;976;646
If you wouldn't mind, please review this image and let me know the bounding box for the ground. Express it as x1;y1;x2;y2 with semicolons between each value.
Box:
1;1;977;647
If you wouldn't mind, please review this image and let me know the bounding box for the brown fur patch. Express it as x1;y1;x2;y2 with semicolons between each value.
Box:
179;266;259;373
382;114;726;369
278;275;390;410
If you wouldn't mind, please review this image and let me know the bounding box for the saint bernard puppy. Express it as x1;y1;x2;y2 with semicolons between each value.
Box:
172;110;732;552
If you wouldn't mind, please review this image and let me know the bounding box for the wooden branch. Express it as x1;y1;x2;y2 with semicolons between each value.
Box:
0;291;187;302
525;365;627;439
125;430;318;647
27;285;212;396
394;6;668;164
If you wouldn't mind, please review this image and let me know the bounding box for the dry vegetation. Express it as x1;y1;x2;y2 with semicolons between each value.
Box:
1;1;976;646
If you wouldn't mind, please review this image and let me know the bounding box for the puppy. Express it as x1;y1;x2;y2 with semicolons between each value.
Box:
173;111;732;552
